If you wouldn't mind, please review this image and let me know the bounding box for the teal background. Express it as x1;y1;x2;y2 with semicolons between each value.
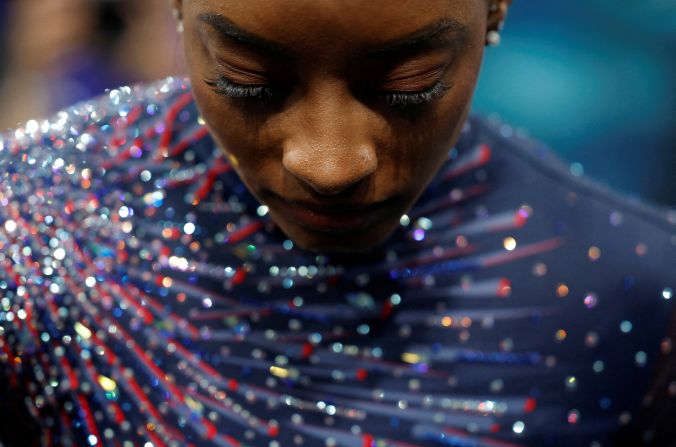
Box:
473;1;676;205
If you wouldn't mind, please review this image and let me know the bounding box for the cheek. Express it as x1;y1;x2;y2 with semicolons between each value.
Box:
387;50;484;188
191;83;276;168
421;62;482;163
388;95;472;191
183;40;268;169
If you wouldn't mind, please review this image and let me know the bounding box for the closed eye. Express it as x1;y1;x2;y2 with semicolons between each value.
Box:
204;75;452;108
379;81;452;108
204;76;275;99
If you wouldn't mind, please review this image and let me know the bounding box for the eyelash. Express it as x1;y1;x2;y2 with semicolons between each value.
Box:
381;82;451;107
204;77;275;100
203;76;452;108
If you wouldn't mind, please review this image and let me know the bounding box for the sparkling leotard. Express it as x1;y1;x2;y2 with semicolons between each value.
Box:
1;78;675;447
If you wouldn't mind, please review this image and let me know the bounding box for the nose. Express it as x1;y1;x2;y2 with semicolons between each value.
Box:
283;142;377;195
282;83;378;195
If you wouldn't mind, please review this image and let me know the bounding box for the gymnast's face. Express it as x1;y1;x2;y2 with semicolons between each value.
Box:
175;0;507;252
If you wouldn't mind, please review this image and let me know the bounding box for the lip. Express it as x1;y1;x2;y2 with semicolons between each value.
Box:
269;195;391;232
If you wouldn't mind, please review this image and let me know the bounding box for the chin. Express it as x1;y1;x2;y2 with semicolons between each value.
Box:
275;218;398;254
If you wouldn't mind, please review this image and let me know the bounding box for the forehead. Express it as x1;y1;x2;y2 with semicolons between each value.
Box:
191;0;482;52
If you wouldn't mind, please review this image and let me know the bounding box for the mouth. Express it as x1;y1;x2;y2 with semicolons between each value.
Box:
266;193;394;233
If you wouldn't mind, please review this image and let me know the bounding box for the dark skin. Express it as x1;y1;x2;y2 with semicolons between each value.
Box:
173;0;509;253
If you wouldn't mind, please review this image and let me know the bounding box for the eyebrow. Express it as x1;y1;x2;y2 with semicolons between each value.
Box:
198;13;467;59
364;19;468;57
198;13;294;58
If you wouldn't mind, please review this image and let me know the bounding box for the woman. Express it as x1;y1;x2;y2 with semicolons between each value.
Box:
1;1;675;446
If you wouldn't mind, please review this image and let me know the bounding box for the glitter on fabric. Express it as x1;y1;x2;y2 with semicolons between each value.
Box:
0;77;675;446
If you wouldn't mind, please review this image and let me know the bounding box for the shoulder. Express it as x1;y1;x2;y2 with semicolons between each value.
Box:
0;76;214;346
462;114;676;269
465;113;676;319
0;77;225;442
0;76;196;163
0;76;213;286
468;114;676;445
468;114;676;233
0;76;216;223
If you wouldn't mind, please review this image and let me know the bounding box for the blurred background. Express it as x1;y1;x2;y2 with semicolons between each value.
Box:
475;0;676;206
0;0;182;127
0;0;674;205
